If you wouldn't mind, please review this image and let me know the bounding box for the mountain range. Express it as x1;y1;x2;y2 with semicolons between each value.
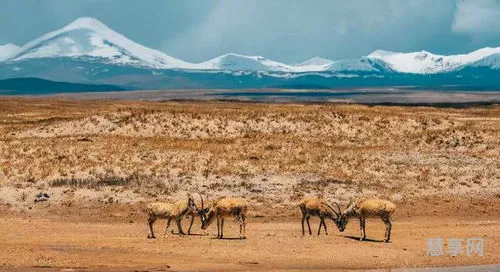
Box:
1;17;500;92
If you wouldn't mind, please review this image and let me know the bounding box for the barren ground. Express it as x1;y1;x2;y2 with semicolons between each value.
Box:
0;98;499;270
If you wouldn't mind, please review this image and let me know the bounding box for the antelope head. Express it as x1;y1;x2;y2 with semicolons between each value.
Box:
325;201;345;232
336;201;354;231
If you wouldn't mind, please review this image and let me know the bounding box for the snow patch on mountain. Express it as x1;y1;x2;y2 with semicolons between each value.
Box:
0;43;21;61
326;57;391;72
466;53;500;70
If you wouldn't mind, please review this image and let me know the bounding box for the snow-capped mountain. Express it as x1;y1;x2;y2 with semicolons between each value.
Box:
195;54;345;72
1;16;500;78
298;56;333;66
367;47;500;74
293;57;334;72
0;43;21;61
8;17;195;69
196;53;293;72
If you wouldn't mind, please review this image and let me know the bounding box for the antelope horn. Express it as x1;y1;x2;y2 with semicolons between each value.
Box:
197;190;204;210
333;202;342;215
324;203;340;217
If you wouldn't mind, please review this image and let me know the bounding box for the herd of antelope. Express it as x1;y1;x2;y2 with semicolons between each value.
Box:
146;194;396;242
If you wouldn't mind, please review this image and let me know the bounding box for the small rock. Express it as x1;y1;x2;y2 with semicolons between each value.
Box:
34;192;50;203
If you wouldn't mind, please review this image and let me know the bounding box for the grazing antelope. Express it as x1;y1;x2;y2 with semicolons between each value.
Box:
146;194;198;239
336;198;396;242
299;197;342;235
197;195;247;239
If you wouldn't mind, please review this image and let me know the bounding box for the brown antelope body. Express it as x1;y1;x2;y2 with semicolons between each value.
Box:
146;195;197;239
198;196;247;239
299;197;341;235
337;198;396;242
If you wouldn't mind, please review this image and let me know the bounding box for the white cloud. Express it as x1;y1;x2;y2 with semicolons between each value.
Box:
452;0;500;40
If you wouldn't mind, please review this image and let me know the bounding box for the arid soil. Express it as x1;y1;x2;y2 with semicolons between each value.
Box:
0;98;499;270
0;199;498;271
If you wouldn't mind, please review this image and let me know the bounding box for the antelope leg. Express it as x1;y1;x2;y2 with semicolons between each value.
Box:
323;219;328;235
383;216;392;243
220;218;225;239
359;217;365;241
241;214;246;238
301;215;306;235
163;217;172;236
306;216;312;235
176;218;185;235
217;216;221;238
318;218;324;235
236;214;246;239
188;216;194;235
147;216;156;239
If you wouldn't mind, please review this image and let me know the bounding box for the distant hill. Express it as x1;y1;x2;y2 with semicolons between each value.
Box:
0;77;126;95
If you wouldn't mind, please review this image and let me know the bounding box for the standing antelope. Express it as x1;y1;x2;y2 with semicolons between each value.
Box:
336;198;396;242
299;197;342;235
146;194;198;239
197;195;247;239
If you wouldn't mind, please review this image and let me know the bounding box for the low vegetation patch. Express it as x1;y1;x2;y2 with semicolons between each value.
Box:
49;173;178;195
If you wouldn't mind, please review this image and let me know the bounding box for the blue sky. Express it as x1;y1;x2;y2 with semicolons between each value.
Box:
1;0;500;63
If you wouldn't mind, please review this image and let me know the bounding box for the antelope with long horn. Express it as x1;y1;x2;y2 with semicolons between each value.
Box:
336;198;396;242
197;194;247;239
299;197;342;235
146;194;198;239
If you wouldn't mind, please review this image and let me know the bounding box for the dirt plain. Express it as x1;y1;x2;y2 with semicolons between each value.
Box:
0;97;499;271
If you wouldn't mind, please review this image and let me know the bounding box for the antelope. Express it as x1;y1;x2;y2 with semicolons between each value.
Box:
336;198;396;242
146;194;198;239
197;195;247;239
299;197;342;235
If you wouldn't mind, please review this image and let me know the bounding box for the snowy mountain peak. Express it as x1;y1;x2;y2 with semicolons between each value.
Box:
298;56;333;66
197;53;292;71
0;43;21;51
9;17;193;68
0;43;21;61
64;17;110;31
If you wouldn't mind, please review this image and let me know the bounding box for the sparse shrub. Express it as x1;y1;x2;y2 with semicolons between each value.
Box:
49;173;178;196
239;181;256;190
